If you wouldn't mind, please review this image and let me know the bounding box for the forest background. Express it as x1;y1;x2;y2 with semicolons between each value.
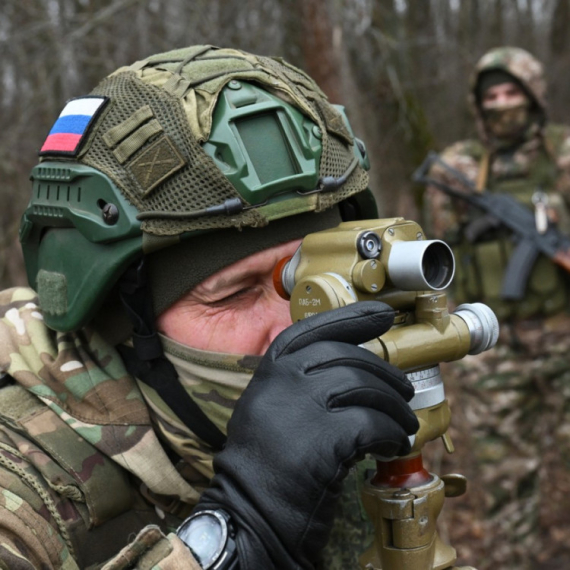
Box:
3;0;570;288
1;0;570;567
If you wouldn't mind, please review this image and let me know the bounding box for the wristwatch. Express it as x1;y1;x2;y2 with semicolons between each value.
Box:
177;509;238;570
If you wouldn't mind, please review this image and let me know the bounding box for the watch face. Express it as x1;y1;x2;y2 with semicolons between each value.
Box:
178;511;227;569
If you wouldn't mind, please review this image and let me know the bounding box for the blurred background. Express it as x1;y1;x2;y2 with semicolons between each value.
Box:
1;1;569;565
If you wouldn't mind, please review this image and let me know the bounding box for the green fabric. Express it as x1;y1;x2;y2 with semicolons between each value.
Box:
139;335;256;483
129;135;186;196
0;384;44;420
0;291;177;567
103;105;155;147
481;102;532;146
148;207;342;316
0;287;200;507
37;270;67;316
450;142;569;320
82;45;368;236
113;118;163;164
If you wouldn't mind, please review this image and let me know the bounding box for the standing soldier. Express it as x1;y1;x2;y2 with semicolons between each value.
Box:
423;47;570;569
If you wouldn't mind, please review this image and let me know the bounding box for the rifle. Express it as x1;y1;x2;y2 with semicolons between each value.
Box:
413;151;570;301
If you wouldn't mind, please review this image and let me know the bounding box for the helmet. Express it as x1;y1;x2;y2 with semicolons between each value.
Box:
471;46;546;111
20;45;373;333
468;46;547;141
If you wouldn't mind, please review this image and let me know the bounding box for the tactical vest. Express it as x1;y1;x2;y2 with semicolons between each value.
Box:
451;127;570;321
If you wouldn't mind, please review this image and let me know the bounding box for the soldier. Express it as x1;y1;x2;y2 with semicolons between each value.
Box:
0;46;418;569
423;47;570;569
424;46;570;324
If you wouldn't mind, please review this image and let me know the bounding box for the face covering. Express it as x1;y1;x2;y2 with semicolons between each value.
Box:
136;333;261;484
482;100;532;142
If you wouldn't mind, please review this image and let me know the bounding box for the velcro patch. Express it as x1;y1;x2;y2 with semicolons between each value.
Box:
39;96;109;156
103;105;165;164
128;135;186;197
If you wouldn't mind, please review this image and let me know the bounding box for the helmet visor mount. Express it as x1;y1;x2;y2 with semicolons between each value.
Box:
20;47;371;334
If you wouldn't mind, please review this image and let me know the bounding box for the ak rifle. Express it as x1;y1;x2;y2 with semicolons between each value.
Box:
414;151;570;301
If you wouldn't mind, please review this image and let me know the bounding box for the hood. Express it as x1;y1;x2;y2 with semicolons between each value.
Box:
468;47;547;143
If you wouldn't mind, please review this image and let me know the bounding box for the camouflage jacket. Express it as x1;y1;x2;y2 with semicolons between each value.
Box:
0;287;202;569
423;124;570;322
0;287;375;569
424;124;570;241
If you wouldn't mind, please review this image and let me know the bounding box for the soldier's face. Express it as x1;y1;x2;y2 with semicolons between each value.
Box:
156;239;301;355
481;82;528;109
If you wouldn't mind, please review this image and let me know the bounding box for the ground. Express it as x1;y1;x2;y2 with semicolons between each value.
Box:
424;356;570;570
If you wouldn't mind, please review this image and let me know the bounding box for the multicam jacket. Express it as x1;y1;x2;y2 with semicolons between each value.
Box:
0;287;375;569
424;47;570;321
0;287;202;569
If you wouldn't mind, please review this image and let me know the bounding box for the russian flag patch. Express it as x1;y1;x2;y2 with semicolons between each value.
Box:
39;96;109;156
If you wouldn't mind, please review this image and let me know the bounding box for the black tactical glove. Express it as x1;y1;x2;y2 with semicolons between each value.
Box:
196;301;419;569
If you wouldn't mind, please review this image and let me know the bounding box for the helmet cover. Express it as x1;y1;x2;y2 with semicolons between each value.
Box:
21;45;371;332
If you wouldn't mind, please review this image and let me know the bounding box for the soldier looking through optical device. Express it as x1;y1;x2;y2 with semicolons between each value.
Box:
0;45;421;570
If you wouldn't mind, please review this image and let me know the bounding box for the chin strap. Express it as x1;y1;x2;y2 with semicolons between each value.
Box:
117;258;227;452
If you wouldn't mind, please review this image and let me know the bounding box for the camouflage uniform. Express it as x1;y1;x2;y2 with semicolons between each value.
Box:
425;47;570;321
423;47;570;569
0;287;375;569
0;288;198;569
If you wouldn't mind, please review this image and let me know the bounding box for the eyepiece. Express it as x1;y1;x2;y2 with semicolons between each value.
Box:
454;303;499;354
387;240;455;291
275;246;302;298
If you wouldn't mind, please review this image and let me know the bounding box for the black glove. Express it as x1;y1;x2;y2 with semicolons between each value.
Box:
196;301;419;569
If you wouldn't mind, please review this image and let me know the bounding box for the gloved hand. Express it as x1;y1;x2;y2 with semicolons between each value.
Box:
196;301;419;569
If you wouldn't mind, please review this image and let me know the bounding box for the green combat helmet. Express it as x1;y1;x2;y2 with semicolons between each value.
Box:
20;45;374;334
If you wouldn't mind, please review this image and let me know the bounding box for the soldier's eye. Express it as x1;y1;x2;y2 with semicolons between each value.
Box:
209;286;262;307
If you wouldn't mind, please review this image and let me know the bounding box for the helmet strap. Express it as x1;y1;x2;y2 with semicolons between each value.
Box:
117;258;227;451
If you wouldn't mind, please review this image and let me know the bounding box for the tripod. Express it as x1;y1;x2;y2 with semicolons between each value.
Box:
359;371;475;570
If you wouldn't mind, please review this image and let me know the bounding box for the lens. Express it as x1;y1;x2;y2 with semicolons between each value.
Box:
388;240;455;291
421;242;455;289
454;303;499;354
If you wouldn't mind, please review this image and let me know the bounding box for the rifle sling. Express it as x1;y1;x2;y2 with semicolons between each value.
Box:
475;149;490;192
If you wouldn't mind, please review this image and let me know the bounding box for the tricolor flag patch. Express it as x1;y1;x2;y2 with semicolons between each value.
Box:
39;96;109;156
